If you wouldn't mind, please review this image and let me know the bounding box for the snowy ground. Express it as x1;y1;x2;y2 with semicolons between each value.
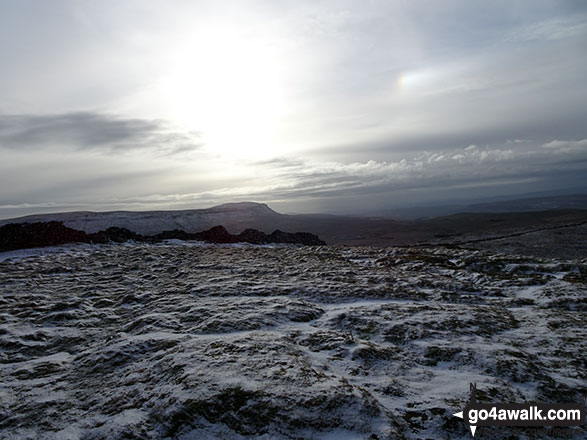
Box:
0;242;585;439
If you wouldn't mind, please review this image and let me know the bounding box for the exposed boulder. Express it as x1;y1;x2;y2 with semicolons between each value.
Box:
236;228;270;244
99;227;144;243
193;225;238;244
268;230;326;246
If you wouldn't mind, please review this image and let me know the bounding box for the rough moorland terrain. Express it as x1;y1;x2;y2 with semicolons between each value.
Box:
0;242;585;439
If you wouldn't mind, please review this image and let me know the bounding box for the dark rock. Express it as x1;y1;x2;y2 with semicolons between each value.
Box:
268;230;326;246
193;225;238;244
86;232;109;244
203;227;326;245
0;222;326;252
0;221;90;252
236;228;270;244
100;227;144;243
151;229;198;241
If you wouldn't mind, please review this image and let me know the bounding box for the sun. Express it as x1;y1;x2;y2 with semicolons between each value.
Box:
161;25;285;159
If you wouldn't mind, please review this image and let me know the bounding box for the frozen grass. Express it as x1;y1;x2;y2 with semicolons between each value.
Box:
0;242;585;439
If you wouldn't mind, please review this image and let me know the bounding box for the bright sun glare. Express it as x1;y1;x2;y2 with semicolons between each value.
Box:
162;26;285;159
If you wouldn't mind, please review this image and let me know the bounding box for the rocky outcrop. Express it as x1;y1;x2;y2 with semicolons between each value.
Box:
210;226;327;245
96;227;143;243
150;225;326;245
0;221;97;251
267;229;326;245
236;228;269;244
151;229;195;241
194;225;238;244
0;222;326;252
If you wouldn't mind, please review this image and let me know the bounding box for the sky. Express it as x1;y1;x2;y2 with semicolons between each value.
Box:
0;0;586;218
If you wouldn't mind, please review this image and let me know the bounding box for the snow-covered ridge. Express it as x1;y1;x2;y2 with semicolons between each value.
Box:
0;202;281;235
1;202;586;255
1;242;585;439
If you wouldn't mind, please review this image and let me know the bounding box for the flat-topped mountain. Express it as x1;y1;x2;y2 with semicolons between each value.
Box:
0;202;283;235
1;202;586;257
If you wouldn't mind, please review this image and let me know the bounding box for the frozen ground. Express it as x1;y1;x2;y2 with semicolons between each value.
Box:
0;242;585;439
461;222;587;259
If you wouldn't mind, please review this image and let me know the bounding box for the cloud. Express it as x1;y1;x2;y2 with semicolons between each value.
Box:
0;112;203;156
245;140;587;203
542;139;587;152
0;2;586;215
2;138;585;218
95;141;568;211
505;16;587;42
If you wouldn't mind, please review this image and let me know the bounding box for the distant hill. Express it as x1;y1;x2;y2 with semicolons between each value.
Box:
465;194;587;212
1;201;586;252
0;202;401;245
0;202;283;235
379;194;587;219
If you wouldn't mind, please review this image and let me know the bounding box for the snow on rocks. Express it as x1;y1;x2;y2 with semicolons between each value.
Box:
0;242;585;439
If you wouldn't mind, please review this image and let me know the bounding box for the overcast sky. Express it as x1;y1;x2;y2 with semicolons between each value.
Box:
1;0;586;217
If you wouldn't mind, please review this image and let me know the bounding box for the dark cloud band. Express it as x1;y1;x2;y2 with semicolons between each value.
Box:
0;112;203;156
